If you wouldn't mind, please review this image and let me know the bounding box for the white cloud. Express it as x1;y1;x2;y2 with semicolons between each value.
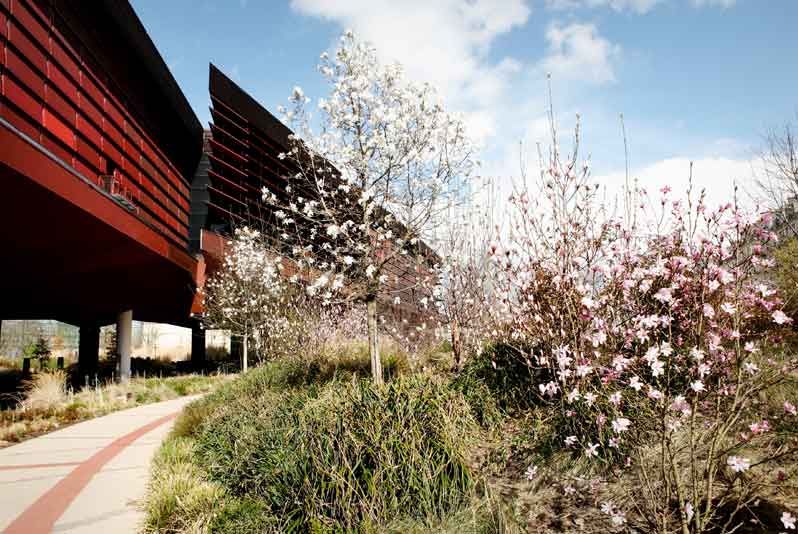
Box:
594;156;757;212
690;0;735;8
545;0;735;13
290;0;531;145
545;0;664;14
540;23;620;84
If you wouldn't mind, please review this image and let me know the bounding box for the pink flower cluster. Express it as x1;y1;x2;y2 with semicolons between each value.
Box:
490;148;796;459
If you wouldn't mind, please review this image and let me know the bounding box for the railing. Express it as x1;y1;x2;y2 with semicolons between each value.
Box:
98;174;138;214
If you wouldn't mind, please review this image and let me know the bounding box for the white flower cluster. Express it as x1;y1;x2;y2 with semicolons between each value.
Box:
262;31;476;308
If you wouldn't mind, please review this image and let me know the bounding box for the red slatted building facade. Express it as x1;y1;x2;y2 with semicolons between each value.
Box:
1;1;434;379
0;0;203;377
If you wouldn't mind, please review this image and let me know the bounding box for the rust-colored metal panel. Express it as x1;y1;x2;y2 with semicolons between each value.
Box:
49;37;80;82
1;0;207;320
102;136;122;170
76;136;101;169
42;107;73;148
41;132;72;165
103;118;124;150
45;84;75;126
151;147;172;183
77;90;103;130
103;96;124;133
48;59;78;102
120;152;135;176
6;44;43;98
3;99;38;139
71;158;94;182
5;74;40;123
78;72;104;114
76;114;100;147
140;155;156;183
124;120;142;149
11;0;48;52
1;9;7;42
8;18;44;71
0;121;197;278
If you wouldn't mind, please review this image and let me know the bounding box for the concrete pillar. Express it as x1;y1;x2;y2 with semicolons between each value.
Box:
190;320;206;368
78;323;100;379
230;336;241;366
117;310;132;383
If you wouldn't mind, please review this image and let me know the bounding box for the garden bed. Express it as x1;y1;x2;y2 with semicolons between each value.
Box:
0;371;230;447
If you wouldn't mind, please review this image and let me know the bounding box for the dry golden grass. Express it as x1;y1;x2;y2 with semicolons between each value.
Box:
0;372;229;447
19;371;67;413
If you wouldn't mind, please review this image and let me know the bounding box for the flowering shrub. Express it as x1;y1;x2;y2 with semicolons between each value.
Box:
490;115;798;532
203;226;381;368
202;227;285;371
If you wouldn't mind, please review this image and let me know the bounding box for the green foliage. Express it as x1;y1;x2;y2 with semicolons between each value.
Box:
306;341;410;382
774;237;798;324
381;492;517;534
143;437;227;533
208;497;277;533
170;395;221;439
24;337;51;366
192;370;477;532
452;342;540;423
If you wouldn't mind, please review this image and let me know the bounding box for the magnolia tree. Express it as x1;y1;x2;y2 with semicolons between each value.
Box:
202;227;284;372
263;31;478;384
492;114;798;532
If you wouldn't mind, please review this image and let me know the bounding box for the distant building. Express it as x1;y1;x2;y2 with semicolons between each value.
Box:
0;320;78;359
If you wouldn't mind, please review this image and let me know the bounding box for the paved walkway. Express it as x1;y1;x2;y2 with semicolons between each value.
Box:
0;395;199;534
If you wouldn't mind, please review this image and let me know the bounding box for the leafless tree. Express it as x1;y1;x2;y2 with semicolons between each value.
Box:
756;113;798;238
431;182;497;369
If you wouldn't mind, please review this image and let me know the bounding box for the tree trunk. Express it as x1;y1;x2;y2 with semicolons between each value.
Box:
242;332;248;373
366;296;383;385
451;318;462;371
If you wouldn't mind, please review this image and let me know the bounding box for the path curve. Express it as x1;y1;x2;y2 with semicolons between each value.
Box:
0;395;199;534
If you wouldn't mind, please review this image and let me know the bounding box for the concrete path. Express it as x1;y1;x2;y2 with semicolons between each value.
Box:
0;395;199;534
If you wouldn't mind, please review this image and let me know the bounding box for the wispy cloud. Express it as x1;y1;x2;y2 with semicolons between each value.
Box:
540;22;621;84
545;0;664;14
689;0;736;8
544;0;736;13
289;0;531;144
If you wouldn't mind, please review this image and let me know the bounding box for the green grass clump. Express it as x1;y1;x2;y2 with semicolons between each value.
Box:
193;372;478;532
451;342;542;427
143;437;228;533
170;394;222;439
208;496;277;533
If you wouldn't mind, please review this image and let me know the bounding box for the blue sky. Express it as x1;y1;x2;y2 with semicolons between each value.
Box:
131;0;798;207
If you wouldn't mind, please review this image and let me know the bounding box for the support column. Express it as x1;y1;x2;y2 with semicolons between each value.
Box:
230;336;241;369
191;320;206;368
78;323;100;381
117;310;132;383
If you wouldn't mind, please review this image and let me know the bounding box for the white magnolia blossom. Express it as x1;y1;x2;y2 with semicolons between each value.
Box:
201;227;284;372
726;456;751;473
262;30;477;306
